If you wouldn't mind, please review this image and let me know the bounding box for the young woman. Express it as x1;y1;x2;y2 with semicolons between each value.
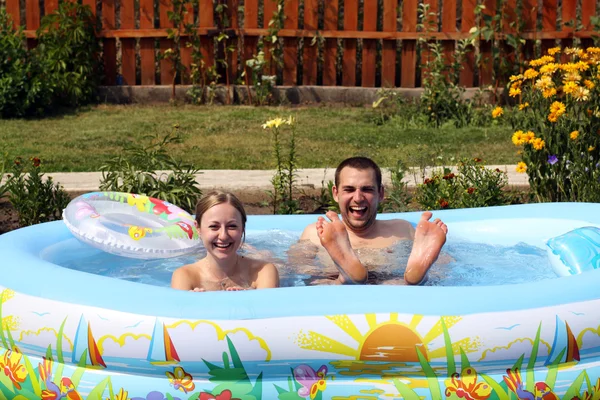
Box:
171;191;279;291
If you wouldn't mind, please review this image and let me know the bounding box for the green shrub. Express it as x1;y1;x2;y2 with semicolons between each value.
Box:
381;160;412;212
36;1;101;107
7;157;70;227
99;127;202;213
0;9;47;117
416;158;511;210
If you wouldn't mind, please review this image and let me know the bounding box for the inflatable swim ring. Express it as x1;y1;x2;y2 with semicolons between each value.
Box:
62;191;201;258
547;226;600;277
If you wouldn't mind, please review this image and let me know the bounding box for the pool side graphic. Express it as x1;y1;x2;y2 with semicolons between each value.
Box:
147;318;181;365
71;315;107;368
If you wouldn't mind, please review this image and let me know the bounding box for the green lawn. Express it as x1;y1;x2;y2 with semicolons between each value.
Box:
0;104;519;172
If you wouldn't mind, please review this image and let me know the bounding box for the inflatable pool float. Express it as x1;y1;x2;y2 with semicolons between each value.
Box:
0;202;600;399
62;192;202;259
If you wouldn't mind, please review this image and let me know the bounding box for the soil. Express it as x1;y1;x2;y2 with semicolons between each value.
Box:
0;188;328;235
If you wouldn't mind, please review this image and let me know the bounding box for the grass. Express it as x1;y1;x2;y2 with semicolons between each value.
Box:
0;104;519;172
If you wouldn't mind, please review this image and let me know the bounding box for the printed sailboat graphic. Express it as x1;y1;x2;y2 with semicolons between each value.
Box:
147;318;180;365
546;315;580;366
72;315;107;368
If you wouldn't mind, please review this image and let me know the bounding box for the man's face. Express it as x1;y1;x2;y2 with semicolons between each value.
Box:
333;167;384;233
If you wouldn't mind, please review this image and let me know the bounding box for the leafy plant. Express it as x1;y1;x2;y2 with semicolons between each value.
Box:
504;47;600;202
416;158;510;210
244;51;276;106
35;1;101;108
417;3;473;128
7;157;70;227
0;9;48;117
262;116;301;214
99;125;202;213
382;160;412;212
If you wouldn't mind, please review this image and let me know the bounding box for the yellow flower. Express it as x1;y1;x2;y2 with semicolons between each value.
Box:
587;47;600;54
262;117;286;129
584;79;595;89
563;81;579;94
589;146;597;152
570;130;579;140
0;350;27;390
542;87;557;98
550;101;566;117
512;130;525;146
516;162;527;173
573;86;590;101
540;63;559;75
492;106;504;118
562;62;579;73
530;55;554;67
523;68;539;80
524;131;535;143
548;113;559;123
565;47;581;55
535;75;553;90
532;137;545;150
286;115;295;125
519;102;529;110
509;74;524;82
509;87;521;97
576;61;590;71
548;47;561;55
563;71;581;82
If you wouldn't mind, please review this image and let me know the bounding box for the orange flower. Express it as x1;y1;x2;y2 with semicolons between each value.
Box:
445;367;492;400
0;349;27;389
166;366;195;393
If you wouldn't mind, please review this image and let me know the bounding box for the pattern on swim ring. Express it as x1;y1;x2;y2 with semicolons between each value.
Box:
127;194;150;212
128;226;153;241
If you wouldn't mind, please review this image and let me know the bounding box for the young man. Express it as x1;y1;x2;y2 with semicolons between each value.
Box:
295;156;448;285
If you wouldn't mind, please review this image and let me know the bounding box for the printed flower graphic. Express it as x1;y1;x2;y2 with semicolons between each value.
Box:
0;349;27;389
166;366;195;393
445;367;491;400
199;389;240;400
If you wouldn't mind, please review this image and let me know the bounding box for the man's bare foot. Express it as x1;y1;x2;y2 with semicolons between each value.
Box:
405;211;448;285
316;211;368;284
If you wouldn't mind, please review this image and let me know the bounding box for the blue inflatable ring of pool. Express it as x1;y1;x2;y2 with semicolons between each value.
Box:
0;202;599;399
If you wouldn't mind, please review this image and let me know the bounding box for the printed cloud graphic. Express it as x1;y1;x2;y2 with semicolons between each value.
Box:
168;320;271;362
98;333;151;358
478;337;550;362
19;328;73;352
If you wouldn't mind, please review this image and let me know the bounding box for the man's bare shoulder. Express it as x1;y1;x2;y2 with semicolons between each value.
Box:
299;222;320;245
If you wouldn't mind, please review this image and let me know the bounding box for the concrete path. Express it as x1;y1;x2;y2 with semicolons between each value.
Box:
46;165;528;192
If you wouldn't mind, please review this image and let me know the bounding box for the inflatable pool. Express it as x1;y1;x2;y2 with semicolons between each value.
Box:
0;202;600;399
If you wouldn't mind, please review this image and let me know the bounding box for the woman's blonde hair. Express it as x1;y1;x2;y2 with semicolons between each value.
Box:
195;191;247;239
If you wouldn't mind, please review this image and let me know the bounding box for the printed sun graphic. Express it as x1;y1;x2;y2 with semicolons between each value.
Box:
296;314;478;362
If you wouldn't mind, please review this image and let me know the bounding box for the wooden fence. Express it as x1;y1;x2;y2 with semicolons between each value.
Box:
4;0;599;88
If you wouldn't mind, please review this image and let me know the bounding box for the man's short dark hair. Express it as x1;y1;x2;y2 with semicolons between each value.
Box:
335;157;382;190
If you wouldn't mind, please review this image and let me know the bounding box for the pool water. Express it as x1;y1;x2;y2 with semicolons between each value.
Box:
41;228;559;288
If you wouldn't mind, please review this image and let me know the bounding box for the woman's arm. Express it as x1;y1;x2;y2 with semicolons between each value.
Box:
254;263;280;289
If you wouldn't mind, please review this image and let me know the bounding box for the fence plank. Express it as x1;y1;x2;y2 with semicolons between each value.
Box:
26;0;41;30
199;0;214;69
140;0;155;85
303;0;318;85
6;0;20;27
102;0;117;85
283;0;299;85
45;0;58;16
582;0;596;30
245;0;258;28
459;0;475;86
441;0;457;82
342;0;358;86
478;0;495;85
361;0;377;87
159;0;175;85
541;0;557;53
82;0;96;14
263;0;279;77
381;0;396;87
121;0;136;85
322;0;338;86
560;0;576;54
400;0;417;87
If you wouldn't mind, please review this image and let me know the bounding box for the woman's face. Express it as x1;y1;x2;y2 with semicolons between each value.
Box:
198;203;244;261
